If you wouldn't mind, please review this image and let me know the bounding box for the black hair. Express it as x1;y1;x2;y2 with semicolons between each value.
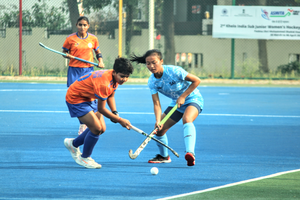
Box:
130;49;162;64
76;16;89;24
113;57;134;75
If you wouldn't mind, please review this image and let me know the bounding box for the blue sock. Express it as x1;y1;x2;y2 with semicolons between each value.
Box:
154;134;168;157
72;128;89;148
81;131;99;158
183;123;196;154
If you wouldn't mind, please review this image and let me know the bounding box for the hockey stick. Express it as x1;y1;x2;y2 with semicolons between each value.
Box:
130;125;179;158
39;42;99;66
128;104;178;159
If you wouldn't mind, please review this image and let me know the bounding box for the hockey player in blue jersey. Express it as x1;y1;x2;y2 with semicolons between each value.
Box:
131;49;204;166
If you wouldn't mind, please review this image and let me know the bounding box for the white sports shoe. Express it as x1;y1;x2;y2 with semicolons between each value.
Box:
64;138;81;160
78;124;87;135
76;156;102;169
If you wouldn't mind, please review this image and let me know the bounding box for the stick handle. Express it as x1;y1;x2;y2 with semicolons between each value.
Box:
39;42;99;66
159;104;178;126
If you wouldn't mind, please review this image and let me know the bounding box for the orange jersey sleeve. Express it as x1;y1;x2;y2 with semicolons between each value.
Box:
66;70;118;104
62;32;100;68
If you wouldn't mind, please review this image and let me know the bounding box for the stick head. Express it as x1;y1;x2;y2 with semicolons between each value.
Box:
128;149;138;159
39;42;45;48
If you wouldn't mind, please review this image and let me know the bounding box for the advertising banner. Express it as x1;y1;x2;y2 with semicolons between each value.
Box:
213;5;300;40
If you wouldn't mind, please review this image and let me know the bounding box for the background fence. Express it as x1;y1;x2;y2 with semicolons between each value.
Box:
0;0;300;79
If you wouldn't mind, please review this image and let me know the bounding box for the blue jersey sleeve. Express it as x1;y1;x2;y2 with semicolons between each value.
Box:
148;75;158;95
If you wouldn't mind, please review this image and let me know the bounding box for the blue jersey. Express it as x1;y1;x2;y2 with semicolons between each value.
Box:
148;65;204;109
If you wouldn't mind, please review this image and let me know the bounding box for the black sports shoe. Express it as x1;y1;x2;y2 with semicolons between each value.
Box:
148;154;171;163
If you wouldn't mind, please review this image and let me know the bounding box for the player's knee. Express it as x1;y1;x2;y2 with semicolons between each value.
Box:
101;126;106;134
182;116;195;124
156;129;167;137
90;126;104;135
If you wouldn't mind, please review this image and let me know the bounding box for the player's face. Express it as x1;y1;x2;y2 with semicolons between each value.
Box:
76;20;89;36
113;72;130;85
145;54;163;74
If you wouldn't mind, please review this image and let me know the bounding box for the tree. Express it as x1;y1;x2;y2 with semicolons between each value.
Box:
81;0;139;57
0;2;68;30
256;0;269;73
32;3;68;30
124;0;139;56
162;0;175;65
66;0;80;32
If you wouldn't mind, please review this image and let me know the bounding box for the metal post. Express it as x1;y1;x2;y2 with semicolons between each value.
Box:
231;0;236;79
149;0;154;49
118;0;123;57
19;0;22;75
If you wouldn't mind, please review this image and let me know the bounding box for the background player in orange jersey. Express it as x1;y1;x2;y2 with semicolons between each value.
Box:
62;16;105;134
64;57;133;169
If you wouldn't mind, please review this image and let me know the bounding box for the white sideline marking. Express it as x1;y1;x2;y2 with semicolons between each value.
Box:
0;88;148;92
0;110;69;113
0;89;67;91
202;113;300;118
0;110;299;118
156;168;300;200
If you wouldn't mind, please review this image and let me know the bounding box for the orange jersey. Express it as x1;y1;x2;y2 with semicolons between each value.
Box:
62;32;100;68
66;70;118;104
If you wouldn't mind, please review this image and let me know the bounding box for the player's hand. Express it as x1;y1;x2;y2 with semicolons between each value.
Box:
176;96;185;108
97;60;105;68
64;53;74;59
155;122;163;131
119;118;131;130
63;54;70;59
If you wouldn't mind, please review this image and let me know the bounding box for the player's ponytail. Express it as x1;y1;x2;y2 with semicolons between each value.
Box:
130;49;162;64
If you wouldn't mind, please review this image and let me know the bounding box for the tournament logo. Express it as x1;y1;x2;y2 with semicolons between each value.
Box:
222;8;228;16
261;8;295;20
261;9;270;20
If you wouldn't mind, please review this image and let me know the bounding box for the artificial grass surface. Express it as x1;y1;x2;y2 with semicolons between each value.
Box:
171;170;300;200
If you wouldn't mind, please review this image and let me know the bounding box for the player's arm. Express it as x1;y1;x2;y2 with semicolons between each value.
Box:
94;48;104;68
176;73;201;108
97;97;131;129
62;49;71;59
107;92;119;122
151;93;163;130
107;91;117;112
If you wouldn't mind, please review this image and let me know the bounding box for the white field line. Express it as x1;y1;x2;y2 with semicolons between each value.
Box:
0;110;299;118
156;168;300;200
0;88;148;92
0;89;67;91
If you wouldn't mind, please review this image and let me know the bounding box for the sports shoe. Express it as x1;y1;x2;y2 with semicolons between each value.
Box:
76;156;102;169
148;154;171;163
185;152;195;166
64;138;81;160
78;124;87;135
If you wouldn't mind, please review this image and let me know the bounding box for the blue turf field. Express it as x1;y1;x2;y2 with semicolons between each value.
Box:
0;82;299;200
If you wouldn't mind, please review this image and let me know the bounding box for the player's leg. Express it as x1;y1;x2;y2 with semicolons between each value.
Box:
71;111;103;168
148;107;182;163
67;66;94;135
182;103;201;166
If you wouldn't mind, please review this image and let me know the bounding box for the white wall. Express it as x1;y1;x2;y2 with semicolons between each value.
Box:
0;28;299;76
